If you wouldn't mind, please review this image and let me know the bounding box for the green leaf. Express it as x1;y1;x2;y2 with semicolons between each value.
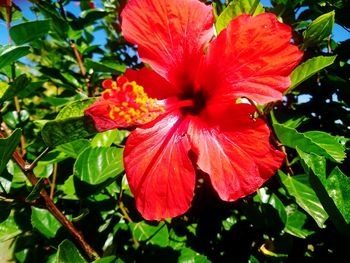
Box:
41;116;97;147
288;56;336;91
297;150;350;228
74;147;124;185
3;110;29;129
93;256;117;263
0;129;21;176
178;248;210;263
0;74;30;104
303;11;335;47
91;129;129;147
56;239;87;263
273;123;346;163
56;139;91;158
9;20;51;45
61;175;78;200
130;221;169;247
278;170;328;228
0;45;30;70
37;3;69;40
31;207;62;238
79;9;110;26
284;205;315;239
55;98;97;120
325;167;350;224
257;188;287;224
0;214;22;242
33;163;54;178
25;178;46;202
85;59;126;74
215;0;264;34
296;148;326;182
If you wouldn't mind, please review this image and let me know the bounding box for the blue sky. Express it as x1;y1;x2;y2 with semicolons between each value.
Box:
0;0;349;46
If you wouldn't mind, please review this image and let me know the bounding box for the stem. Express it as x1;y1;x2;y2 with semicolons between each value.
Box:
327;35;332;54
0;131;100;261
6;0;12;44
70;41;92;96
50;163;58;199
25;147;50;171
117;190;140;246
70;42;87;77
1;122;12;135
0;192;42;207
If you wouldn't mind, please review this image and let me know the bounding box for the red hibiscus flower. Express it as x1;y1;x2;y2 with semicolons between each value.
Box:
85;0;303;220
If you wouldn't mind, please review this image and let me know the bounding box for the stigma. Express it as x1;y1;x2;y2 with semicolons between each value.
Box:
102;77;165;126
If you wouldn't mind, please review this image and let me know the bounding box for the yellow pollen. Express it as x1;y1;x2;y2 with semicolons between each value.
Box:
105;77;165;126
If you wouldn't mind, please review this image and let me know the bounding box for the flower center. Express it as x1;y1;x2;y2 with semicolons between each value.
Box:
102;77;165;126
180;89;207;115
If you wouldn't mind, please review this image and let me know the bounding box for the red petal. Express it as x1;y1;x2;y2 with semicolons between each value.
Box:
124;68;175;99
188;104;284;201
124;112;195;220
121;0;214;89
200;13;303;105
84;99;119;132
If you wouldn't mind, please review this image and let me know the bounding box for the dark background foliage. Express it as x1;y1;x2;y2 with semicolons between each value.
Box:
0;0;349;262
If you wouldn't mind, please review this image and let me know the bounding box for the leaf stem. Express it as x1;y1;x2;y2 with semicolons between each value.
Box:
0;131;100;261
50;163;58;199
25;147;50;171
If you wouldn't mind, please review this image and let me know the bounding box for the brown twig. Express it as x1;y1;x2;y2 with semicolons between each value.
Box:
117;191;140;246
0;192;42;207
70;41;93;96
50;163;58;199
70;42;87;77
6;0;12;44
1;121;12;135
0;131;100;261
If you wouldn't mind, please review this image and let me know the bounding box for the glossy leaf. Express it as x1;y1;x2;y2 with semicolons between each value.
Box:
273;123;346;163
31;207;62;238
56;239;87;263
288;56;336;91
284;205;314;239
25;178;45;202
0;214;22;242
0;45;30;70
56;139;91;158
258;188;287;224
129;221;169;247
91;129;129;147
296;148;326;181
0;129;21;176
74;147;124;185
85;59;126;74
178;248;210;263
55;98;97;120
325;167;350;224
303;11;335;47
9;20;51;45
37;3;69;40
215;0;264;34
0;74;30;104
41;116;97;147
278;170;328;228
